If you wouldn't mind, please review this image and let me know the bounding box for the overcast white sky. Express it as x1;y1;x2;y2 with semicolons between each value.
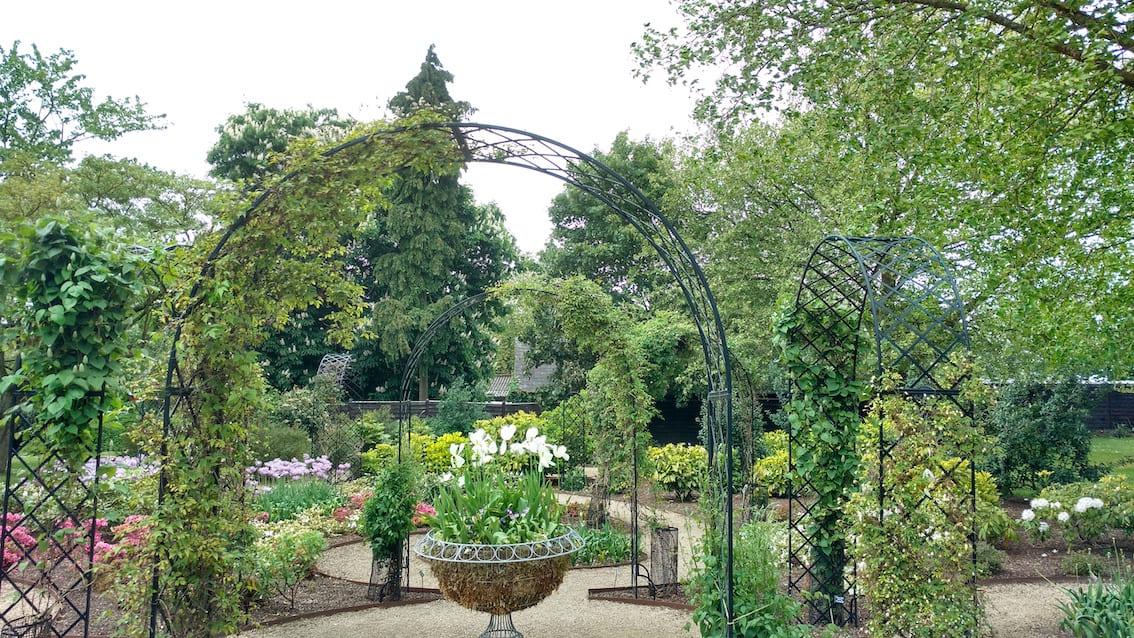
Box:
4;1;701;253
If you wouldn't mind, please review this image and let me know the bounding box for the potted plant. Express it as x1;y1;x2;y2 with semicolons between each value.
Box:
360;462;418;602
415;424;583;637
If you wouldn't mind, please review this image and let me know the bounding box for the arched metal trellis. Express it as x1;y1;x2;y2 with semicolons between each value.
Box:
786;236;974;627
1;390;106;638
315;353;361;399
155;122;736;635
387;287;667;604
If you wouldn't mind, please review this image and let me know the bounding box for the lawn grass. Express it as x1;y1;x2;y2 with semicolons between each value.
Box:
1090;433;1134;486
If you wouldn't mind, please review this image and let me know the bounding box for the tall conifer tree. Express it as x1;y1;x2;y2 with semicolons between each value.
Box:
349;46;517;399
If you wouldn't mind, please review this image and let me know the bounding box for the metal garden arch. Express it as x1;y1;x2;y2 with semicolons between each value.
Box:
155;122;738;635
785;236;976;628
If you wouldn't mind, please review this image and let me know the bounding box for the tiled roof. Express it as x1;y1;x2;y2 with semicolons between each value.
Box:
487;375;513;399
513;341;555;392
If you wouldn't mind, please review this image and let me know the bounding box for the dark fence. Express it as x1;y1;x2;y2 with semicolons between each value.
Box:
337;401;541;420
1087;388;1134;431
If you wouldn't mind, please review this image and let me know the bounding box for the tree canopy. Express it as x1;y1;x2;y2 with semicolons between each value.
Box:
636;0;1134;379
540;131;680;311
348;46;515;399
0;41;159;168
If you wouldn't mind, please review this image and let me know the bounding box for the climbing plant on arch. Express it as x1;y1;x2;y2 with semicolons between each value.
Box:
780;236;979;632
143;112;737;637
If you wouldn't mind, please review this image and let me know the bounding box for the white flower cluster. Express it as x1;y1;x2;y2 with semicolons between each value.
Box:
446;425;569;475
1020;495;1104;523
1074;496;1104;513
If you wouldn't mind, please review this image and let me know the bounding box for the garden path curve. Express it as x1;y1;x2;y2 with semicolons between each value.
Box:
234;494;1073;638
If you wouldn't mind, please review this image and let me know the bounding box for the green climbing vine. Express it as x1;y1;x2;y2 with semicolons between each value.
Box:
774;301;864;624
109;111;469;636
847;369;988;637
498;275;658;524
0;217;147;468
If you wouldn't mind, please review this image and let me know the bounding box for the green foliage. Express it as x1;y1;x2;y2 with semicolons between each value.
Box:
360;443;397;475
265;382;338;441
1059;560;1134;638
253;478;342;523
989;377;1101;494
349;49;516;400
569;523;633;566
502;277;660;507
849;385;988;638
1024;475;1134;542
430;380;488;435
0;41;158;166
207;102;354;183
246;523;327;609
938;457;1013;543
558;466;587;492
541;132;680;310
0;217;147;467
473;411;547;440
975;541;1006;578
429;467;563;545
752;430;790;497
248;423;311;464
648;443;707;501
360;463;417;556
424;432;469;474
775;303;863;613
687;511;810;637
636;0;1134;379
355;408;398;445
540;396;590;469
425;427;569;545
1061;550;1113;579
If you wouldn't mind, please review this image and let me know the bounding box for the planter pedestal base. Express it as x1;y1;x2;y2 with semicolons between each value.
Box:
415;529;584;638
480;612;522;638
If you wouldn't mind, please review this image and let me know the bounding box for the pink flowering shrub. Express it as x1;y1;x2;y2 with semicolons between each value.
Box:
2;513;37;570
412;502;436;527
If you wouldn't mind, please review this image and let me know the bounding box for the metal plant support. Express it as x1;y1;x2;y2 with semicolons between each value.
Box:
155;122;736;635
315;353;361;399
392;288;661;604
786;236;975;627
1;393;104;638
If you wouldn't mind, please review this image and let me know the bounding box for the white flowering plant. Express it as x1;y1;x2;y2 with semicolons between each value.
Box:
1017;475;1134;544
424;425;570;545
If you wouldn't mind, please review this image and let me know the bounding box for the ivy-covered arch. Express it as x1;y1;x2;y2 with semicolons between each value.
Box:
153;117;737;636
783;236;975;628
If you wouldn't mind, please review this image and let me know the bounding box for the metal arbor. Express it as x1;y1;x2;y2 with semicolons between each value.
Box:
785;236;974;626
155;122;736;635
388;287;663;605
1;396;106;637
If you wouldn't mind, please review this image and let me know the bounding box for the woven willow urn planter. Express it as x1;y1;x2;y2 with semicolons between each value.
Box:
415;528;584;638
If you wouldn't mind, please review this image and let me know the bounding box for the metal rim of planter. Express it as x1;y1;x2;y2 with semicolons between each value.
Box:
414;528;584;564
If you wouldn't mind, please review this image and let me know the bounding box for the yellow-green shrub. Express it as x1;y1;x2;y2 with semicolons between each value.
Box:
425;432;469;474
648;443;708;501
407;432;433;466
473;411;547;439
752;449;790;497
751;430;791;497
360;444;397;474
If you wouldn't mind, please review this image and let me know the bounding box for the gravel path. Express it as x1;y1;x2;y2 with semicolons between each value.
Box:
233;493;1079;638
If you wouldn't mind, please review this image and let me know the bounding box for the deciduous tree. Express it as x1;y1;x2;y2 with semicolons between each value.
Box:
636;0;1134;378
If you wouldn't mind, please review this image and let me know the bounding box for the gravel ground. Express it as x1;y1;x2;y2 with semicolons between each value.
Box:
983;583;1071;637
236;562;699;638
233;493;1079;638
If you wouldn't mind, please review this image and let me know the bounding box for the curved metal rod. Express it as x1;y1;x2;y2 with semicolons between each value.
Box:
160;120;736;637
787;234;973;627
